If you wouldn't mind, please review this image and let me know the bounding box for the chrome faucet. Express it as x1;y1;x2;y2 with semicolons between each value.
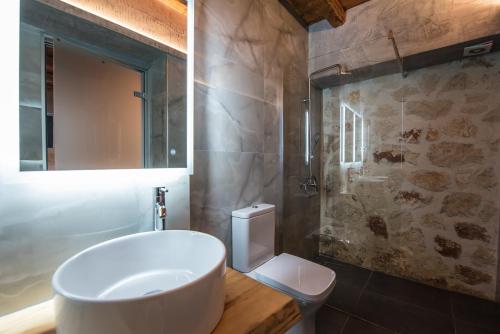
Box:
154;187;168;231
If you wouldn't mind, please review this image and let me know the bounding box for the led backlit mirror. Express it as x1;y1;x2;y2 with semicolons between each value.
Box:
19;0;187;171
341;104;363;163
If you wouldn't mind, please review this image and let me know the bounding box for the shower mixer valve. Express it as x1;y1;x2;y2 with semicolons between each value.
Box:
300;175;319;195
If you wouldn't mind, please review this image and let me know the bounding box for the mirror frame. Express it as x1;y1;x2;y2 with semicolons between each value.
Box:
1;0;194;185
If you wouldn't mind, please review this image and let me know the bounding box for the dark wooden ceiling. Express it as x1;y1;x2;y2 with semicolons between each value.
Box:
280;0;370;28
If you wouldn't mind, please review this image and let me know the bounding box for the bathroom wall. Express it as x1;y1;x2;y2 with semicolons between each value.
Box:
282;80;322;260
53;40;143;170
149;54;187;168
0;0;189;316
309;0;500;74
166;55;188;168
191;0;312;264
320;52;500;300
40;0;187;53
19;25;44;171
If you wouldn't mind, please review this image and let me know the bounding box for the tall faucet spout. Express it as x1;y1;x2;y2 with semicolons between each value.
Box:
154;187;168;231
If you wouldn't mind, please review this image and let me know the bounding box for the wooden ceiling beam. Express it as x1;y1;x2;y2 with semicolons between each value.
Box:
157;0;187;15
324;0;346;27
281;0;370;28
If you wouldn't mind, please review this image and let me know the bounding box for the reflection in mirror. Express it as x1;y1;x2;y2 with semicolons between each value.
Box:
19;0;187;171
341;104;363;164
354;114;363;162
342;105;354;163
340;103;364;194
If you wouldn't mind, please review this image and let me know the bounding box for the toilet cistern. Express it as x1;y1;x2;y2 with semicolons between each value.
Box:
231;204;336;334
154;187;168;231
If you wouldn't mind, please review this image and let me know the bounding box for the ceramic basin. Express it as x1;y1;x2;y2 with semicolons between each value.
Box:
52;230;226;334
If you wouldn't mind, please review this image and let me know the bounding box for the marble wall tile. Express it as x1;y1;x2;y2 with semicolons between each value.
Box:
19;25;44;164
19;106;43;161
166;55;187;168
194;0;267;100
0;175;190;316
263;153;281;206
190;150;264;264
19;24;42;107
191;150;264;210
195;0;265;75
192;0;311;264
264;103;281;154
149;56;168;168
194;51;265;100
194;83;264;153
282;75;322;260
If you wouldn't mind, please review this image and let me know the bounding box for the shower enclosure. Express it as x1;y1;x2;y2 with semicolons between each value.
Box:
316;34;500;301
281;60;322;260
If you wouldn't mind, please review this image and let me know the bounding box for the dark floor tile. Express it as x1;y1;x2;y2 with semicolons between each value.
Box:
342;317;396;334
326;281;365;314
355;290;454;334
317;257;372;314
316;257;372;286
316;306;348;334
366;272;451;315
455;321;500;334
452;293;500;331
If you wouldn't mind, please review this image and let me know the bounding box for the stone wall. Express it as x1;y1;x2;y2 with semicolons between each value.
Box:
320;52;500;300
309;0;500;75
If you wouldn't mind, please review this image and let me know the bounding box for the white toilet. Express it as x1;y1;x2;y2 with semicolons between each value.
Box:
231;204;336;334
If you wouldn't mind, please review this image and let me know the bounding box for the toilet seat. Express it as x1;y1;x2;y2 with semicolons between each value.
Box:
254;253;336;303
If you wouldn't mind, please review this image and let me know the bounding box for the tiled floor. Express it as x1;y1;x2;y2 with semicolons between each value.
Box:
314;256;500;334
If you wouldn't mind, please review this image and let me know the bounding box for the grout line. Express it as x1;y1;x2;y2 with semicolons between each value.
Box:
450;294;457;334
318;256;453;329
448;295;498;332
339;315;349;334
355;269;373;307
361;286;454;319
318;256;453;318
325;305;400;334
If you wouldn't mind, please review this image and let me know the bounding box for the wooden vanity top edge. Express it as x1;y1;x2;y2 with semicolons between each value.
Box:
0;268;301;334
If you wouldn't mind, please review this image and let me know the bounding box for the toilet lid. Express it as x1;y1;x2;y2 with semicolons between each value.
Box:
254;253;336;303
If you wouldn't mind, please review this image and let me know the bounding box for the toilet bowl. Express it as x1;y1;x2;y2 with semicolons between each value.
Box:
232;204;336;334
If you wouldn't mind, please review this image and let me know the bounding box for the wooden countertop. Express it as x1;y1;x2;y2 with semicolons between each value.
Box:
0;268;301;334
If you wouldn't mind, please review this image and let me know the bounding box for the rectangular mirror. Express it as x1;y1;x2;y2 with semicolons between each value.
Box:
19;0;187;171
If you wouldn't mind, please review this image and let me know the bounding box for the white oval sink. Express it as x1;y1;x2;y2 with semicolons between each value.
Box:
52;230;226;334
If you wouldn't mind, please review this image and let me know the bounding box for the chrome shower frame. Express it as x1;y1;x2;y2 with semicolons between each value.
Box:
300;64;350;195
388;30;407;78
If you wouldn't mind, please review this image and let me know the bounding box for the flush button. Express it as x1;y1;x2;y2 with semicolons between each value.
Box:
252;205;258;208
